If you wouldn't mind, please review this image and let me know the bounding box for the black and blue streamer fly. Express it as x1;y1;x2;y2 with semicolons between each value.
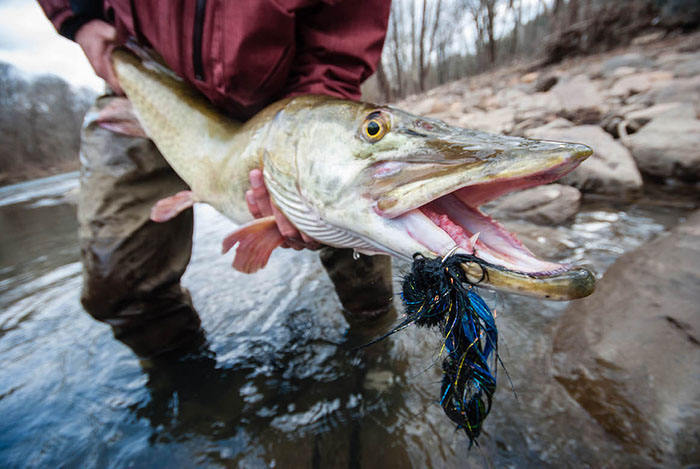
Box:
362;252;499;446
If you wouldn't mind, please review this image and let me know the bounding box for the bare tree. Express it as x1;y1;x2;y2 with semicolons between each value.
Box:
509;0;522;56
483;0;498;65
418;0;428;91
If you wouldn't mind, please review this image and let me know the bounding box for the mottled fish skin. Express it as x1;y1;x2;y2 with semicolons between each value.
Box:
111;49;596;300
113;49;279;222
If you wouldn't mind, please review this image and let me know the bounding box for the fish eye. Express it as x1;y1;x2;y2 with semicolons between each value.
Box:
367;120;380;136
361;112;390;142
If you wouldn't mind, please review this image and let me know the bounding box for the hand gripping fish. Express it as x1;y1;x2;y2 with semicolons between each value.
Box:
105;49;595;301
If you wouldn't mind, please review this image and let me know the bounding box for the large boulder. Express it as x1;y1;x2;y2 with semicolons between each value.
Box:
552;211;700;466
525;123;643;195
627;116;700;182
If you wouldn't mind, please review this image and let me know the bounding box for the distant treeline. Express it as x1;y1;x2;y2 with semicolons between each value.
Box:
0;62;94;184
368;0;700;101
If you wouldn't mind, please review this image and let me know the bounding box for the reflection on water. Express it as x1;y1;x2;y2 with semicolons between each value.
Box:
0;173;696;468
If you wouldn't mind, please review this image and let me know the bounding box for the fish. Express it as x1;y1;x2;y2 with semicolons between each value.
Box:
106;49;596;301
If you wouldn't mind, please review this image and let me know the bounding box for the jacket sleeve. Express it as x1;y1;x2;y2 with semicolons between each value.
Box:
283;0;391;101
37;0;104;41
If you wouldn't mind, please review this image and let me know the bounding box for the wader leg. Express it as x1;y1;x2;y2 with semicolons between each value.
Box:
319;248;393;320
78;95;203;358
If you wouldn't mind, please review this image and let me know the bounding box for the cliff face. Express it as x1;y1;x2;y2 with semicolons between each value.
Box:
0;62;95;184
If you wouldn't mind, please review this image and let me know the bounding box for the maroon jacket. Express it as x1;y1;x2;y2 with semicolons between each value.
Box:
38;0;390;120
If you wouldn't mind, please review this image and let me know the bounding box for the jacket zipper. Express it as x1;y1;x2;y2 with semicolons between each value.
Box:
193;0;207;81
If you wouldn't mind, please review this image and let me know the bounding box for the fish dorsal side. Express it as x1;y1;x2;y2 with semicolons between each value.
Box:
111;49;243;206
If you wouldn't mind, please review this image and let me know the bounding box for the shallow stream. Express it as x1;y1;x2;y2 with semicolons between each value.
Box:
0;172;695;468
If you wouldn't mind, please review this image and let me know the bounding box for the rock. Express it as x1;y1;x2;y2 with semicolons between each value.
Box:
511;116;572;136
646;75;700;106
610;66;637;78
672;52;700;77
512;91;562;116
534;117;575;129
493;87;528;109
631;31;665;46
626;116;700;182
410;96;451;115
460;87;494;111
622;102;696;134
500;220;578;259
457;108;515;133
534;74;558;92
525;124;643;195
608;70;674;97
520;71;539;84
601;53;655;77
488;184;581;225
551;75;606;114
552;210;700;466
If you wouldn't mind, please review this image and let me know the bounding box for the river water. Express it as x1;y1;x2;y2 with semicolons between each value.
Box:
0;172;695;468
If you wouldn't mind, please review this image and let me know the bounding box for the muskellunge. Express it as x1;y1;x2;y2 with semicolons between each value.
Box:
102;49;596;301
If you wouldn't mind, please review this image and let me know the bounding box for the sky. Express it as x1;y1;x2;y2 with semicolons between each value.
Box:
0;0;103;91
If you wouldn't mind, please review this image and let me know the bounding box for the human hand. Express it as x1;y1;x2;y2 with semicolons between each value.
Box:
75;19;123;95
246;169;320;250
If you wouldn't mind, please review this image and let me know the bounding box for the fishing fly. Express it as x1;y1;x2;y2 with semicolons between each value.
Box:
362;251;501;447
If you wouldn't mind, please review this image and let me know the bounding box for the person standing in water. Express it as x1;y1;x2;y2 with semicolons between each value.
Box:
37;0;394;358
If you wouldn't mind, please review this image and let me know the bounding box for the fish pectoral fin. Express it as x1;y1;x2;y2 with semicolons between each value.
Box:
96;97;148;138
150;190;197;222
221;216;285;274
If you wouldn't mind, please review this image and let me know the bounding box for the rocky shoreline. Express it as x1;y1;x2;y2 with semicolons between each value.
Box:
392;31;700;465
397;31;700;194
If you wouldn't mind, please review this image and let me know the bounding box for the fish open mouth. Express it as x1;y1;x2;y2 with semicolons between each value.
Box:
386;149;597;300
419;195;563;274
402;161;577;275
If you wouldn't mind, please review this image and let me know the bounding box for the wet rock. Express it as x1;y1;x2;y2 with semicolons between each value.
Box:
601;53;655;77
627;116;700;182
551;75;606;114
525;124;643;195
488;184;581;225
500;220;578;260
552;210;700;466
